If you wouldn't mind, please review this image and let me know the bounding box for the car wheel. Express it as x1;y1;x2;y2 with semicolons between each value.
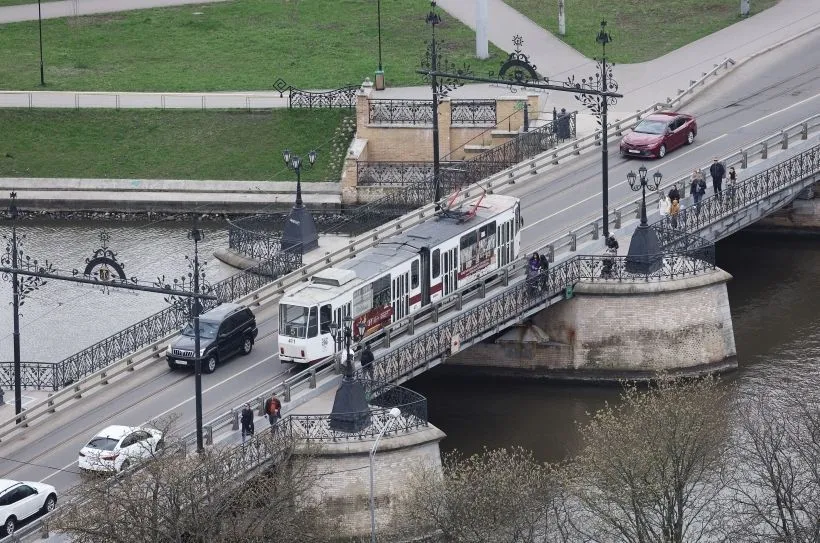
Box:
203;355;218;374
658;145;666;158
4;516;15;536
686;131;695;145
167;359;177;371
120;459;131;472
241;336;253;356
42;494;57;514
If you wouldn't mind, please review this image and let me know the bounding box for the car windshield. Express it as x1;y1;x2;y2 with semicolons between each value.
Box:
280;304;309;338
86;437;119;451
633;119;668;135
181;321;219;339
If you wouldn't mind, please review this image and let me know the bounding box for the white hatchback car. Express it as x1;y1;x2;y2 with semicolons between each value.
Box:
0;479;57;536
78;425;164;473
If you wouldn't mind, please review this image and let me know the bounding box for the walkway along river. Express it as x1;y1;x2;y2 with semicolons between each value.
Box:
409;233;820;461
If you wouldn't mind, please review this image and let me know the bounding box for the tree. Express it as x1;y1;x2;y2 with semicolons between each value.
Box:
563;376;731;543
396;447;569;542
725;387;820;542
52;427;335;543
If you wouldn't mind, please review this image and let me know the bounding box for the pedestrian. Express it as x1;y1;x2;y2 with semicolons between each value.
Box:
558;108;571;140
538;253;550;291
709;157;726;198
601;234;618;278
240;403;254;444
690;168;706;213
360;342;375;380
667;184;680;203
669;198;681;229
264;395;282;435
727;166;737;207
527;252;540;295
658;194;671;217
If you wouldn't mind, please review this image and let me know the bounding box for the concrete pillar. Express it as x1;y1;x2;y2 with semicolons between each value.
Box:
740;0;751;17
476;0;489;59
558;0;566;35
297;425;446;539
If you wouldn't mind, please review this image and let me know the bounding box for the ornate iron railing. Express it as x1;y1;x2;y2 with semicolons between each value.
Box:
0;362;54;391
451;99;497;125
355;248;715;385
651;143;820;241
226;214;289;262
356;161;463;187
273;79;358;109
369;99;434;125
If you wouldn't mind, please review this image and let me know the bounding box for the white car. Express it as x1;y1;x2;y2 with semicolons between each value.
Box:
0;479;57;536
78;425;164;473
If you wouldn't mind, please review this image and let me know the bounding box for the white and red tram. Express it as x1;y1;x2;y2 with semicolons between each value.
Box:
277;193;522;364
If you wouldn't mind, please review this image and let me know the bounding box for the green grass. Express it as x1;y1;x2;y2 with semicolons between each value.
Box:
0;108;354;180
502;0;779;63
0;0;506;91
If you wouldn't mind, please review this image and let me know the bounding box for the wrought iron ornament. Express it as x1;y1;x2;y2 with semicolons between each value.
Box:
496;35;539;85
2;193;53;307
419;2;472;98
564;21;619;126
155;252;211;322
273;78;357;109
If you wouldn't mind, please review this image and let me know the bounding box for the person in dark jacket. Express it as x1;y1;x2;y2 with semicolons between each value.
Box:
240;403;254;443
264;396;282;435
538;254;550;291
360;342;375;380
668;185;681;203
709;157;726;198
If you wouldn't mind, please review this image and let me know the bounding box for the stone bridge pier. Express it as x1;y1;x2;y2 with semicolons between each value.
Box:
445;269;737;381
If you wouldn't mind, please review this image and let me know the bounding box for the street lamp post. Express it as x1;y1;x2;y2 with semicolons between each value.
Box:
188;227;205;452
625;165;663;274
375;0;385;90
426;6;442;205
370;407;401;543
37;0;45;86
596;21;612;239
281;149;319;254
329;315;370;433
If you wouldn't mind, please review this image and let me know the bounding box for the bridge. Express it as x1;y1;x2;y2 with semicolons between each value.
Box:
1;52;820;541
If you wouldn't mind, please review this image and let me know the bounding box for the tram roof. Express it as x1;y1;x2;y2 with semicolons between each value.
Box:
280;194;517;305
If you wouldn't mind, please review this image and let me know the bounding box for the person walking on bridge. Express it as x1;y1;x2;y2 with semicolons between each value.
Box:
360;342;375;380
709;157;726;199
264;395;282;436
690;169;706;213
240;403;255;444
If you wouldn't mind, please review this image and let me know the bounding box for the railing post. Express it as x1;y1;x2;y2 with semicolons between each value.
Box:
384;328;391;348
204;425;213;446
592;221;599;240
283;383;291;403
614;209;622;229
408;315;415;335
231;409;239;431
569;232;576;252
309;368;317;389
547;244;555;263
635;202;641;220
801;122;808;140
456;293;463;311
479;281;486;298
257;398;266;416
782;131;788;150
432;305;439;323
761;141;768;160
741;150;748;169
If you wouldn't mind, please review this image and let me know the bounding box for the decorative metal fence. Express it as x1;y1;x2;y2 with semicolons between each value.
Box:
450;100;497;125
356;161;462;187
355;248;715;385
369;99;434;124
655;143;820;240
226;214;288;262
273;78;358;109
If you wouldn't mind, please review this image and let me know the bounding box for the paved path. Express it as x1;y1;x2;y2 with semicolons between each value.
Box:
0;0;818;120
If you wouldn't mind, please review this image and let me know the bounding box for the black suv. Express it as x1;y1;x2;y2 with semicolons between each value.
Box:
166;303;258;373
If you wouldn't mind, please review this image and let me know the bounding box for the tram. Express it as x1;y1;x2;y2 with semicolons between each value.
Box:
277;193;522;364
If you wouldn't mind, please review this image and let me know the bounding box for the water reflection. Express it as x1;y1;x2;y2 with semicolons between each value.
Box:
410;234;820;463
0;219;232;363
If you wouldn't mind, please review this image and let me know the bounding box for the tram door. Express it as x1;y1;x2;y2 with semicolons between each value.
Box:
498;217;514;267
333;303;351;349
420;249;431;306
391;272;409;322
442;247;458;296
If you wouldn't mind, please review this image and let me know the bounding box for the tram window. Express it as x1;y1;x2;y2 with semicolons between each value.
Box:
515;205;521;233
460;231;478;250
372;275;391;307
280;304;308;338
307;306;318;338
320;305;332;334
432;249;441;278
411;260;419;289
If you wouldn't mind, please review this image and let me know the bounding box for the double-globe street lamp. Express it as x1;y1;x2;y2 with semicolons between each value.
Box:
370;406;401;543
328;315;370;433
281;149;319;254
625;165;663;274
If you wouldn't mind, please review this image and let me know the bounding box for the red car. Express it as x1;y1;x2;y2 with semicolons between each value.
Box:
620;112;697;159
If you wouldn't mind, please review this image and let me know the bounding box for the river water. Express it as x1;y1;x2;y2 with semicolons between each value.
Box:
410;233;820;461
0;219;232;363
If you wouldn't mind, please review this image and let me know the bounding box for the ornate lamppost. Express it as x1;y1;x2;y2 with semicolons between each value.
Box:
625;165;663;274
281;149;319;254
329;315;369;433
2;193;50;419
375;0;385;90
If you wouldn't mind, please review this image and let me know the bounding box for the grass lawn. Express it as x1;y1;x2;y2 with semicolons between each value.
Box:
0;108;354;181
502;0;779;63
0;0;506;91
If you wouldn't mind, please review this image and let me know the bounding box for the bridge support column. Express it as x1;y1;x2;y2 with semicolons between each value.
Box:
296;425;446;540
